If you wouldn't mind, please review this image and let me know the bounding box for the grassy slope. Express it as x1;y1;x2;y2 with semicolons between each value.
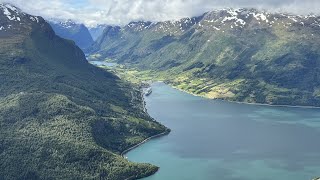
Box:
0;10;167;180
89;13;320;106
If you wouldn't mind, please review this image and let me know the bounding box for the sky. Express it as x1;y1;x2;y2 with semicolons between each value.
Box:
2;0;320;27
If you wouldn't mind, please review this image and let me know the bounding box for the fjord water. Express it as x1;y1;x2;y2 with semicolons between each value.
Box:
126;82;320;180
88;61;117;67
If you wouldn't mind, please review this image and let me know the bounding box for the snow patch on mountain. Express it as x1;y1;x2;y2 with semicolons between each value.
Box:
48;19;79;29
253;13;269;22
0;3;40;25
30;16;39;22
126;21;153;32
58;20;76;28
0;3;21;21
119;8;320;34
220;9;247;28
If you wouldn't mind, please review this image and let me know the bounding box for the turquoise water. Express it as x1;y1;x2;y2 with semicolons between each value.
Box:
126;82;320;180
89;61;117;67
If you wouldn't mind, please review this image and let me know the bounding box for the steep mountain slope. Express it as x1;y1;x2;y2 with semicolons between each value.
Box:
89;8;320;106
89;24;109;41
0;4;167;180
49;19;94;50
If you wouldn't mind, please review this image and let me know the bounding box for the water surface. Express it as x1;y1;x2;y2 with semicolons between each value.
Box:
127;82;320;180
89;61;117;67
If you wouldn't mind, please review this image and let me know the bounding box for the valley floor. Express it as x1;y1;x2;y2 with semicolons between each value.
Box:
101;63;320;108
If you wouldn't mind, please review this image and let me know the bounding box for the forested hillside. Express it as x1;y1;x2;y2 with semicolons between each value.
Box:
89;8;320;106
0;4;167;180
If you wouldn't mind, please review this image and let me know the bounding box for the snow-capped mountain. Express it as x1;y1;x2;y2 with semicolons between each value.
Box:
0;4;93;51
0;3;41;33
49;19;94;50
116;8;320;35
89;8;320;106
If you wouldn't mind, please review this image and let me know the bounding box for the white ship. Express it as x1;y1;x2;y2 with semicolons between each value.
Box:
144;87;152;96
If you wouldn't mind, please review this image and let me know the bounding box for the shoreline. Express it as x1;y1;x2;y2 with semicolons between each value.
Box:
222;99;320;109
121;130;170;157
122;84;170;157
168;83;320;109
97;63;320;110
121;82;170;180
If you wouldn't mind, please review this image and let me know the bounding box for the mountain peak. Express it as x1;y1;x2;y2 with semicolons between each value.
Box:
0;3;23;22
49;19;78;28
0;3;42;33
48;19;94;50
0;3;21;13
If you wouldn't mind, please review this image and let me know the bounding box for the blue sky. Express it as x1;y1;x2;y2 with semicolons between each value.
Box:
2;0;320;27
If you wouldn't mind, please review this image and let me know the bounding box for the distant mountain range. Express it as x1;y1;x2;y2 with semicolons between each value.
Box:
89;8;320;107
89;24;109;41
0;3;167;180
49;19;94;50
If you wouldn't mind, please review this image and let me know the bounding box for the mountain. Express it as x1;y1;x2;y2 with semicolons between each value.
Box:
89;8;320;107
0;3;167;180
89;24;109;41
49;19;94;50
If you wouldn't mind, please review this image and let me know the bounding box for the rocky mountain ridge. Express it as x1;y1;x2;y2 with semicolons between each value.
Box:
89;8;320;106
49;19;94;50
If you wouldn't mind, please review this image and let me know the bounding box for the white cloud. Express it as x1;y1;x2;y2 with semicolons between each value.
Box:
1;0;320;27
